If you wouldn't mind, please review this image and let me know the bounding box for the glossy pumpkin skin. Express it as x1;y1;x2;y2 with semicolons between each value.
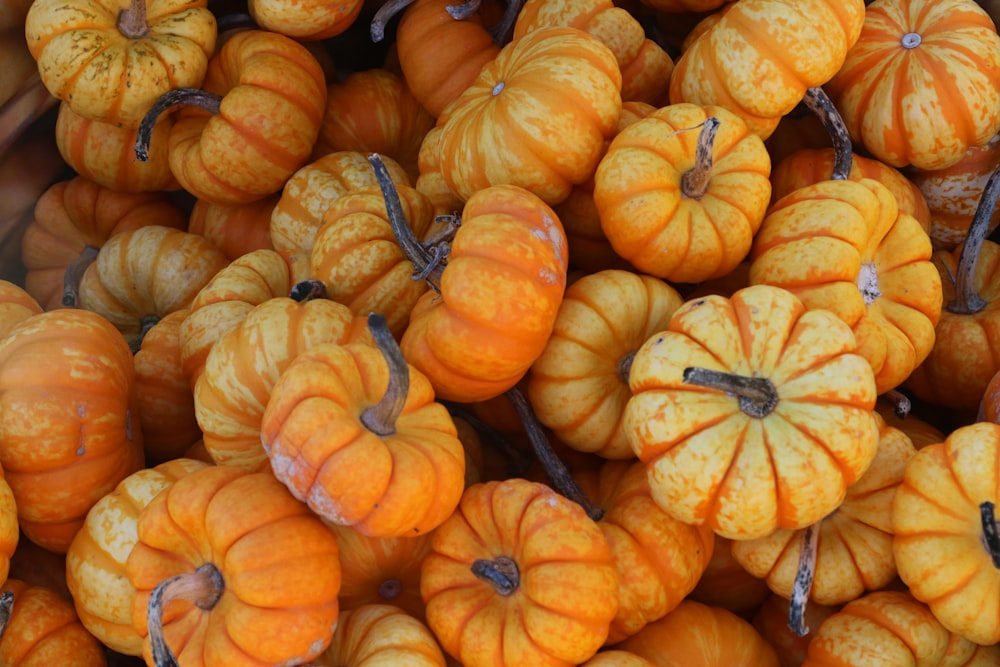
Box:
400;184;569;403
195;296;371;471
438;26;623;206
731;414;917;605
0;309;145;553
65;458;208;656
826;0;1000;170
594;103;772;283
77;225;229;345
421;478;619;667
313;604;446;666
0;579;107;665
127;465;342;666
21;176;188;310
24;0;217;127
528;269;685;459
749;177;942;395
892;421;1000;645
625;285;881;540
167;29;327;205
616;599;779;667
668;0;866;138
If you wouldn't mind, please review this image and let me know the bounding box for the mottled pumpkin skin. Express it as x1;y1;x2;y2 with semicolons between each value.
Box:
421;479;619;667
0;280;41;339
315;604;447;666
626;285;880;540
892;422;1000;645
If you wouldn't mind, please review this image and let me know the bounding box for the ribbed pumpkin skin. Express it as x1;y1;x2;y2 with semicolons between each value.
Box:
0;309;145;553
127;466;342;666
400;185;569;403
314;604;446;666
826;0;1000;170
65;458;208;656
0;280;41;339
438;26;622;206
892;422;1000;645
668;0;866;138
187;194;278;262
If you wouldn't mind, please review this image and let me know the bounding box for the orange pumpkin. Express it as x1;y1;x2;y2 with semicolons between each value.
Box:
0;579;107;665
248;0;363;40
311;604;446;666
0;280;41;339
187;193;278;262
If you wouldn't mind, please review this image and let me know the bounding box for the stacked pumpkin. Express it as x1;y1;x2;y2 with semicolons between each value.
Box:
1;0;1000;664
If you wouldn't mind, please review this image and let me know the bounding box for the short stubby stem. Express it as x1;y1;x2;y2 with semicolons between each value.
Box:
471;556;520;596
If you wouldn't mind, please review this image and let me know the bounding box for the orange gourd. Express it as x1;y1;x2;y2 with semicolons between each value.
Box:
0;579;107;665
311;604;447;666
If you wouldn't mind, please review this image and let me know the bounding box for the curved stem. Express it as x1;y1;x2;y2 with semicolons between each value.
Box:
148;563;225;667
471;556;519;596
446;0;481;19
289;279;328;302
788;522;820;637
360;313;407;437
367;153;445;288
680;117;720;200
948;163;1000;315
882;388;911;419
117;0;149;39
130;314;161;355
682;367;779;418
801;87;853;181
370;0;417;42
488;0;523;44
62;245;99;307
440;401;534;477
135;89;222;163
980;501;1000;569
504;387;604;522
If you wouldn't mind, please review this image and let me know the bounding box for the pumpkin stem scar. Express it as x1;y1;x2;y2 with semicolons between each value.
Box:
117;0;150;39
948;163;1000;314
135;88;223;163
801;86;853;181
788;522;820;637
289;279;328;302
148;562;225;667
62;244;99;307
682;367;778;418
360;313;407;437
378;578;403;600
505;387;605;522
980;501;1000;568
680;117;719;200
472;556;520;595
856;261;881;306
883;388;911;419
370;0;418;42
0;591;12;642
901;32;922;49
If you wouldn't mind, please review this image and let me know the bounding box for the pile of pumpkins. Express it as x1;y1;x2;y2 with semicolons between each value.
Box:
2;0;1000;664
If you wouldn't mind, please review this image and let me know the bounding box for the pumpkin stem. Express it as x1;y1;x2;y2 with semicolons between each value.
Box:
618;351;635;385
680;117;720;200
490;0;523;44
289;279;328;302
360;313;407;437
505;387;605;522
948;163;1000;315
148;562;225;667
135;88;223;163
471;556;520;596
130;314;161;355
441;401;535;477
682;367;779;418
62;244;99;307
788;522;820;637
370;0;417;42
980;501;1000;569
368;153;446;289
0;591;12;642
882;389;911;419
117;0;150;39
801;87;852;181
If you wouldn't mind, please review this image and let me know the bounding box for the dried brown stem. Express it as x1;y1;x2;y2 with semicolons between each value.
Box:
948;163;1000;315
360;313;407;437
62;244;99;307
682;367;779;418
135;89;222;163
981;501;1000;569
680;117;720;200
788;522;820;637
117;0;150;38
370;0;417;42
801;87;853;181
148;563;225;667
471;556;519;596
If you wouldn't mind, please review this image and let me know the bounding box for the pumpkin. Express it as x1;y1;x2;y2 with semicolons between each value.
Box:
580;651;655;667
668;0;866;138
436;26;622;206
420;477;619;667
527;269;685;459
625;284;880;540
248;0;363;40
194;289;371;471
187;193;278;262
21;176;188;311
261;314;466;537
0;309;145;553
749;177;943;394
752;593;840;667
311;604;447;666
127;465;342;666
0;579;107;665
24;0;217;127
137;29;327;205
0;280;41;339
892;421;1000;645
615;599;780;667
73;225;228;349
65;458;208;656
593;102;772;283
825;0;1000;170
687;534;772;618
